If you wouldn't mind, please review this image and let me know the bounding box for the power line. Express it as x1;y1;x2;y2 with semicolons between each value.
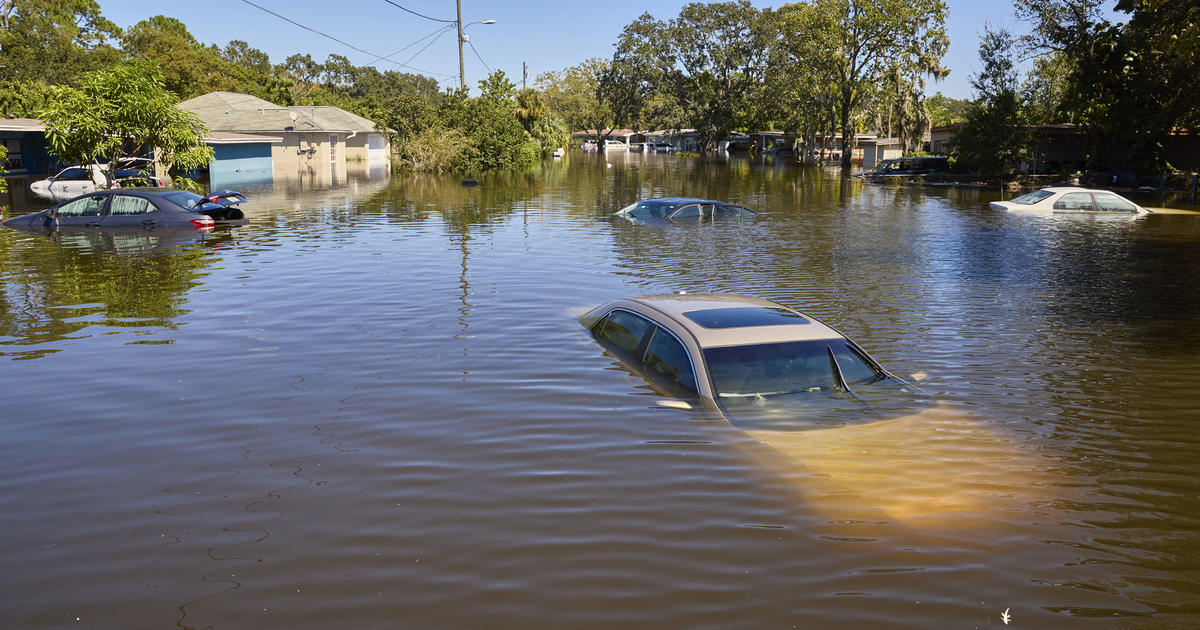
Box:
360;23;456;68
238;0;455;78
379;0;456;24
467;39;491;75
403;25;457;69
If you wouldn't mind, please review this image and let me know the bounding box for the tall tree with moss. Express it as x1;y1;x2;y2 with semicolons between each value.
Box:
813;0;949;168
953;26;1032;178
39;60;214;190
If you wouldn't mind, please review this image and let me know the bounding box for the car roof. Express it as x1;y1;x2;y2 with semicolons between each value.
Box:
622;293;844;348
1036;187;1128;195
635;197;738;207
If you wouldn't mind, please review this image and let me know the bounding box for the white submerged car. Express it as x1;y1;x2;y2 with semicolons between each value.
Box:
989;187;1150;215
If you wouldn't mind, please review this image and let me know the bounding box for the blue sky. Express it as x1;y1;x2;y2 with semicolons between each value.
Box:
93;1;1096;100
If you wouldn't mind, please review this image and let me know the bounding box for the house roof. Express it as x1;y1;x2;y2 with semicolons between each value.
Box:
179;91;381;134
204;131;283;144
0;117;45;132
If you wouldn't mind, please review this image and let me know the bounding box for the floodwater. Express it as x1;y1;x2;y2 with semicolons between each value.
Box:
2;154;1200;629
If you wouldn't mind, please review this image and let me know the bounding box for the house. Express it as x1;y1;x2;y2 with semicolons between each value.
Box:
0;116;66;177
860;137;905;169
178;92;390;186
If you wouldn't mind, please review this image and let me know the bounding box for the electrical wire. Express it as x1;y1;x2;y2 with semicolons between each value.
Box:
238;0;455;77
380;0;455;24
467;39;492;74
360;23;455;68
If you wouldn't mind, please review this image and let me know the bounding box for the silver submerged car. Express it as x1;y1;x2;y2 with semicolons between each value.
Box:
579;293;930;429
615;198;757;225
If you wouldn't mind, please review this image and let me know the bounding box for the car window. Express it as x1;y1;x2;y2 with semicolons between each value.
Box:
643;327;697;395
670;204;700;219
56;167;91;181
1093;193;1138;213
1053;192;1095;211
830;342;882;385
1010;190;1055;205
159;190;204;208
55;195;107;217
597;309;654;356
108;195;156;216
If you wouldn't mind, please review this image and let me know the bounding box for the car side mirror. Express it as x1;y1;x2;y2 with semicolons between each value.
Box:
656;400;692;410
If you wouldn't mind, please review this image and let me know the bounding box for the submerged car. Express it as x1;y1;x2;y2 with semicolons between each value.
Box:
29;158;165;202
988;187;1150;214
856;156;950;179
2;188;248;232
615;198;758;224
579;293;931;430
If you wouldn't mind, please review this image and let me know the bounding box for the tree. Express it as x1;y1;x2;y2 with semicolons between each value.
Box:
0;0;120;85
477;70;517;104
810;0;949;168
0;144;7;195
952;26;1032;178
769;2;840;160
926;92;971;127
1014;0;1200;172
612;1;774;150
39;60;214;189
538;59;628;147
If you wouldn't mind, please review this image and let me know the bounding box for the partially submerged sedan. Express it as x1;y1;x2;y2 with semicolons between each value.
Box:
29;158;165;202
989;187;1150;214
2;188;248;232
579;293;930;429
615;198;757;224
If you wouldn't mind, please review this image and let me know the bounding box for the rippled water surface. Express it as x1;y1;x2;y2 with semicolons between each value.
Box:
3;156;1200;629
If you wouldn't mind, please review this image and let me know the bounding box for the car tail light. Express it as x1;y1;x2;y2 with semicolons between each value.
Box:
191;216;215;230
112;181;121;188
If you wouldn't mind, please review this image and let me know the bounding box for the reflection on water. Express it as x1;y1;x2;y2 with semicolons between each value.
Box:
744;402;1051;526
2;155;1200;628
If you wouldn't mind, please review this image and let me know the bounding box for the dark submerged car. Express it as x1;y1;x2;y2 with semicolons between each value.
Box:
857;156;950;179
579;293;933;430
615;198;757;225
2;189;248;232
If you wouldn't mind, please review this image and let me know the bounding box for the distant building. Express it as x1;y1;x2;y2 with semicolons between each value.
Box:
860;137;905;170
178;92;389;186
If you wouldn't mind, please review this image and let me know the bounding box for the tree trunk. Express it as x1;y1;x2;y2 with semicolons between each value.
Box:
839;92;853;170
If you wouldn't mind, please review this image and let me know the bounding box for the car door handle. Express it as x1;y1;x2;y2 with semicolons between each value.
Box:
85;221;101;228
142;220;157;226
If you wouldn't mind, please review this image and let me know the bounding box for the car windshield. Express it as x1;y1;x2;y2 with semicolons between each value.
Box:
704;339;883;397
1010;190;1056;205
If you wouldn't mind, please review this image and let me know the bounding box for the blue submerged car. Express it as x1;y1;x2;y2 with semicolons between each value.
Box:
2;189;248;232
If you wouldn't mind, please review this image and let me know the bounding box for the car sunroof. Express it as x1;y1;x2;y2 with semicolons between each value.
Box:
683;307;809;329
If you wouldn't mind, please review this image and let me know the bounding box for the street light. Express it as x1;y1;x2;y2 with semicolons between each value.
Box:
456;0;495;90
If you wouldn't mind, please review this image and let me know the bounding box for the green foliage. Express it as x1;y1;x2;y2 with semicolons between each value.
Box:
537;58;631;145
953;27;1033;178
926;92;971;127
612;1;774;149
0;78;54;116
478;70;517;104
1016;0;1200;171
0;0;121;85
0;144;7;194
39;59;214;187
808;0;949;167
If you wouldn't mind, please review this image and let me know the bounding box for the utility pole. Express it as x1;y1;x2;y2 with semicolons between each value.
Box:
522;61;527;91
456;0;465;90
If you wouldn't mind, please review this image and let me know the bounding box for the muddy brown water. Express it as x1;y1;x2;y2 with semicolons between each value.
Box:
2;154;1199;629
